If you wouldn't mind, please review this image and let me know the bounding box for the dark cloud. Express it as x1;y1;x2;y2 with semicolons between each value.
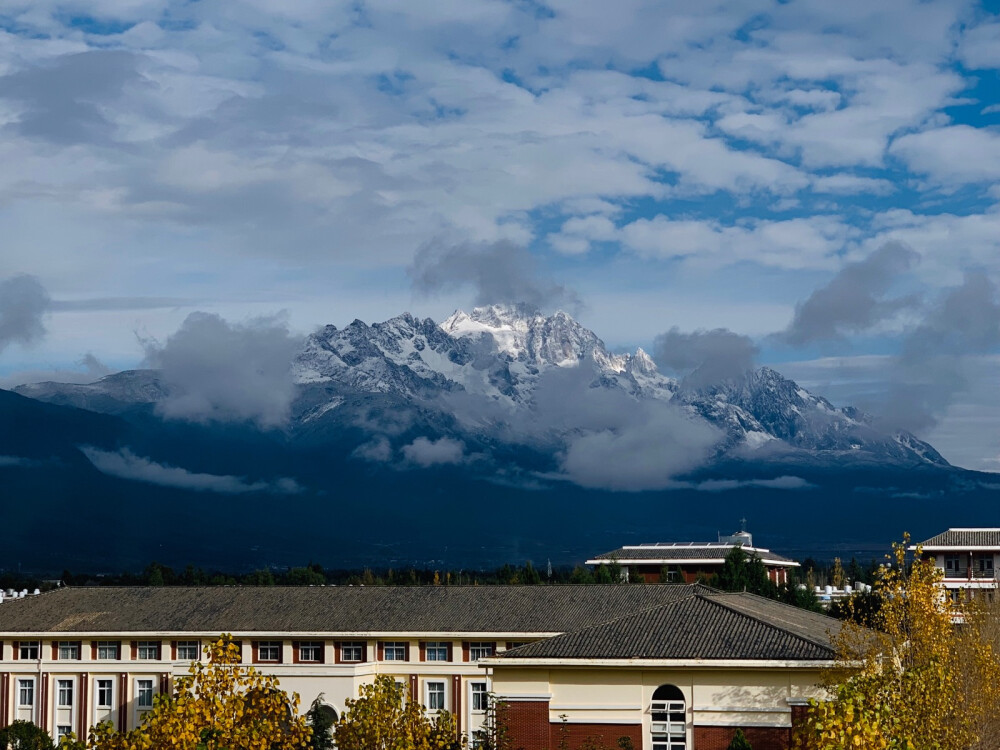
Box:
780;242;920;346
0;275;50;354
80;447;302;494
409;240;580;312
0;50;142;145
653;327;758;388
143;311;303;429
881;271;1000;434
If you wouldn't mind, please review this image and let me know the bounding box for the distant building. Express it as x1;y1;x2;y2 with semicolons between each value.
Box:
910;528;1000;600
588;528;800;585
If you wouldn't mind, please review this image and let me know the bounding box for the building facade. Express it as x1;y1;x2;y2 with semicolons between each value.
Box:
0;584;838;749
588;530;799;585
910;528;1000;599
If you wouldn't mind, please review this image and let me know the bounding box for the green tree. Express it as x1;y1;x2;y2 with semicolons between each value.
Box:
727;728;753;750
306;695;336;750
333;675;459;750
0;721;56;750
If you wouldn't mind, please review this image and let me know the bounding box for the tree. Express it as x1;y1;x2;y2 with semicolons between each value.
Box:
727;728;753;750
333;675;459;750
793;534;1000;749
0;721;56;750
306;696;336;750
85;636;311;750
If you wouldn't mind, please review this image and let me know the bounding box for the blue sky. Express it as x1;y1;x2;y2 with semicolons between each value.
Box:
0;0;999;469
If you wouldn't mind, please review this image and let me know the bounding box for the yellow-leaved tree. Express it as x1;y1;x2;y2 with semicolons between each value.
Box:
85;635;311;750
794;534;1000;749
333;674;460;750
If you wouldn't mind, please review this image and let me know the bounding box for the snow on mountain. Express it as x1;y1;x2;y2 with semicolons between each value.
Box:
11;304;948;468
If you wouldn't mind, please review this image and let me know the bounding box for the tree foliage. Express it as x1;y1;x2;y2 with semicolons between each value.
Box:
84;636;311;750
305;696;336;750
794;534;1000;749
332;675;459;750
727;728;753;750
0;721;56;750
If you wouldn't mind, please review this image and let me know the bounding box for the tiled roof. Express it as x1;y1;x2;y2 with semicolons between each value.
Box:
917;529;1000;548
0;585;708;635
497;590;838;661
590;545;797;564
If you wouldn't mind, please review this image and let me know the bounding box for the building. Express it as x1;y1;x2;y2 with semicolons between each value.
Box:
588;529;800;585
485;586;837;750
0;584;840;749
910;528;1000;599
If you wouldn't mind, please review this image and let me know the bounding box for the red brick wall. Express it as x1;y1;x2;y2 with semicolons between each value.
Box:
693;726;792;750
503;700;550;750
551;722;643;750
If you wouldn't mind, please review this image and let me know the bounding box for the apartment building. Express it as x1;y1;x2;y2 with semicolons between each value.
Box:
0;584;839;750
910;528;1000;599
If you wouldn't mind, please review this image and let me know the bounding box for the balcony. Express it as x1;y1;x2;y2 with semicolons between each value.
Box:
941;566;997;580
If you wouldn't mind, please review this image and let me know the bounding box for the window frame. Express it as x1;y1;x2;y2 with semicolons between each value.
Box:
257;641;281;663
58;641;80;660
297;642;322;663
382;641;407;661
470;682;488;713
19;641;39;660
426;681;445;712
136;679;154;709
56;726;72;741
18;678;34;707
424;641;449;662
137;641;161;660
176;641;200;660
468;642;493;661
97;641;120;660
96;678;114;709
340;642;363;662
57;679;74;707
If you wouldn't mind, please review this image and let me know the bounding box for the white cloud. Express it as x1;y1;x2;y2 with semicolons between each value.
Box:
401;436;465;466
959;20;1000;70
695;476;813;492
80;446;303;494
890;125;1000;185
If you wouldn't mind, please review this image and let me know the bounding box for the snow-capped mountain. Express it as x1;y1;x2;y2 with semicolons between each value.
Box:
13;304;948;469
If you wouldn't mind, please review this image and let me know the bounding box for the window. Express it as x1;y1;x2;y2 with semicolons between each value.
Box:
426;682;445;711
18;679;34;707
506;641;528;651
137;641;160;660
468;642;493;661
96;679;113;709
57;679;73;707
59;642;80;660
136;679;153;708
19;641;39;660
257;642;281;662
471;682;488;712
298;642;322;662
176;641;199;660
651;684;686;750
57;727;72;741
425;642;449;661
945;555;961;573
97;641;120;660
382;642;406;661
977;556;994;573
340;642;363;662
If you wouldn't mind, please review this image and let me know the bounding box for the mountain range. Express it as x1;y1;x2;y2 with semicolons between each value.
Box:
2;305;996;570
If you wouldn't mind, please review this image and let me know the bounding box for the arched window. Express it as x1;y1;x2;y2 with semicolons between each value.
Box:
651;684;686;750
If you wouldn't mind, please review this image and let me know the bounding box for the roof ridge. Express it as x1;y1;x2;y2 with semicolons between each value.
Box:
694;591;836;653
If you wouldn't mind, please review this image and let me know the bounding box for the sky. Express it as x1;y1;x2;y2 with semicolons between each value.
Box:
0;0;999;469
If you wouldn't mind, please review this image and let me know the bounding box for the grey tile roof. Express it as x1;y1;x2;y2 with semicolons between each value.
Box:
917;529;1000;548
497;590;838;661
0;585;708;635
590;544;797;564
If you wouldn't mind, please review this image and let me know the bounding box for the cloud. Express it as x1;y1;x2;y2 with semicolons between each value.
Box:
890;125;1000;185
653;328;758;388
779;242;920;346
143;311;303;429
410;240;580;312
0;275;51;354
80;446;303;494
401;436;466;467
0;455;40;468
352;436;393;463
694;476;813;492
881;271;1000;435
